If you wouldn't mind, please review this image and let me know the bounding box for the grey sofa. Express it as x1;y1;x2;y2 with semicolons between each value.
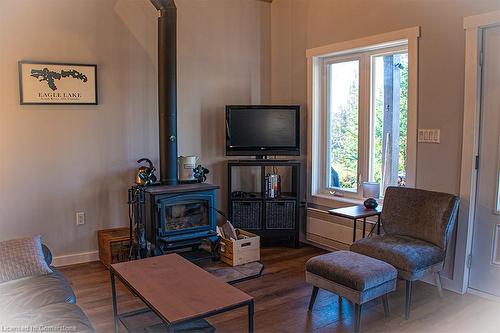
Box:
350;187;460;319
0;245;94;332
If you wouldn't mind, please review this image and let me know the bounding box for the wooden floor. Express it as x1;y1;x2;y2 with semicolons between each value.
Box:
60;245;500;332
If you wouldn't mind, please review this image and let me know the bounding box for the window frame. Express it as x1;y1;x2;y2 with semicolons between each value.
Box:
307;27;420;206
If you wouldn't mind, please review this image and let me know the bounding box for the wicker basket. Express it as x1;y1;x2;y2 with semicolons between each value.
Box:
97;227;130;268
231;201;262;230
265;200;296;229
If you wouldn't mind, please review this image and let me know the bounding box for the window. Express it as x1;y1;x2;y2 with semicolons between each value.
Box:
370;51;409;188
308;28;419;202
326;59;360;191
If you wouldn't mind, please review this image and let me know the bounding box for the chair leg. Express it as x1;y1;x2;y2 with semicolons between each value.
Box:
354;303;362;332
382;294;390;318
308;286;319;311
405;280;413;320
435;272;443;298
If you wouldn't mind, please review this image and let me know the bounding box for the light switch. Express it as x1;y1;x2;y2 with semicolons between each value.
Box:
76;212;85;225
418;129;440;143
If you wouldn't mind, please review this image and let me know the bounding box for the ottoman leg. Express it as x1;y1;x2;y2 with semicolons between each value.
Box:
354;303;362;332
382;294;390;317
308;286;319;311
405;280;413;320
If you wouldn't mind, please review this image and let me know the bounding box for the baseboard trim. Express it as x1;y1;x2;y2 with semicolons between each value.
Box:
421;273;462;294
52;250;99;267
467;287;500;302
304;233;349;251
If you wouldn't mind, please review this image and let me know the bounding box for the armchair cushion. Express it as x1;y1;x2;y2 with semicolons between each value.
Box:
350;234;444;279
381;187;460;249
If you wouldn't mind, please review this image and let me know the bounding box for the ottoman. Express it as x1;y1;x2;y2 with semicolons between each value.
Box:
305;250;397;332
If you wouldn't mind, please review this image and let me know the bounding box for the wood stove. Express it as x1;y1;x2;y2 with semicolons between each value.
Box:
127;1;220;259
142;183;220;256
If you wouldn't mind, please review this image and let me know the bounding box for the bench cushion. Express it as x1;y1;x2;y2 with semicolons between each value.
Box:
350;234;444;278
305;250;397;291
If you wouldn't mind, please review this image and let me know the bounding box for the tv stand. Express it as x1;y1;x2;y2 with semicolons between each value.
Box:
227;159;301;248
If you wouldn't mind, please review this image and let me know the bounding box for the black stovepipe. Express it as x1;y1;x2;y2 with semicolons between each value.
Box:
151;0;178;185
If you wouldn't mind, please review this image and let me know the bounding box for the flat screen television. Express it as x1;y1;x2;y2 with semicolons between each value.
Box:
225;105;300;156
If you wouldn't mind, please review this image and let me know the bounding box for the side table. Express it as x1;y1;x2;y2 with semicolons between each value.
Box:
328;205;382;242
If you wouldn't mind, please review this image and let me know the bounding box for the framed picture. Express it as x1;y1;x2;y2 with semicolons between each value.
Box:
18;61;98;105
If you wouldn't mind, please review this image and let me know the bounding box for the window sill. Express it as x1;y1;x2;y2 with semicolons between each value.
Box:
309;193;384;209
309;193;364;209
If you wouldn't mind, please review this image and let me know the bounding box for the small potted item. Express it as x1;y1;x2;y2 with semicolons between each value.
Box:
362;182;380;209
193;165;210;183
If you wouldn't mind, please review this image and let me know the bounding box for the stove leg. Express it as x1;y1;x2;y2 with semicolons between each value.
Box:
210;237;221;261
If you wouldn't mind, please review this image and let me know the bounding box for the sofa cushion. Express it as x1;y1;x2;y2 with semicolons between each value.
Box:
0;302;94;333
0;236;52;283
0;270;75;314
305;250;397;291
350;234;444;274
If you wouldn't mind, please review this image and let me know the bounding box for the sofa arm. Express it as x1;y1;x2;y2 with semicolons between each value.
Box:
42;244;52;266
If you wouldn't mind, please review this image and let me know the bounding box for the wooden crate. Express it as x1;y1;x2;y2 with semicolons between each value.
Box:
97;227;130;268
220;229;260;266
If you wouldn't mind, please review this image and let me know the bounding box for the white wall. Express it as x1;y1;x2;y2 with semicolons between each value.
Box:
0;0;270;258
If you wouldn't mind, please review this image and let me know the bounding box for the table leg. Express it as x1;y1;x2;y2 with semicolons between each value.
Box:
353;219;357;242
362;217;366;238
248;300;254;333
377;215;381;235
110;271;119;333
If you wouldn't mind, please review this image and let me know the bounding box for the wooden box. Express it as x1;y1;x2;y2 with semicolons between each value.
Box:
220;229;260;266
97;227;130;268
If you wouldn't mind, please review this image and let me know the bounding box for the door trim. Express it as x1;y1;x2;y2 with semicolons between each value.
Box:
457;11;500;294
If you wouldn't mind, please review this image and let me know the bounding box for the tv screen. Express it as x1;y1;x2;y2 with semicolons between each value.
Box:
226;105;300;156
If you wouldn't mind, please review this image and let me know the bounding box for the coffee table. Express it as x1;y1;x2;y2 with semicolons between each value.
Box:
110;254;254;333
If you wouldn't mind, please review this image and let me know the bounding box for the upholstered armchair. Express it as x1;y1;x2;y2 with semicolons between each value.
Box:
350;187;460;319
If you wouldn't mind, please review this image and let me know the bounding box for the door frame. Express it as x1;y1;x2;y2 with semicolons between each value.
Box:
456;10;500;295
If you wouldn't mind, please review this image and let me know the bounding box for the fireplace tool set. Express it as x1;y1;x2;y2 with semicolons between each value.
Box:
128;186;148;260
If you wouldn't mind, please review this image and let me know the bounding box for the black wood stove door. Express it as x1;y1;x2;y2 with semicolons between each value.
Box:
156;191;217;239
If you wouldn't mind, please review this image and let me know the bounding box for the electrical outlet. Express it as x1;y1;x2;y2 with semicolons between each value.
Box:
76;212;85;225
418;129;440;143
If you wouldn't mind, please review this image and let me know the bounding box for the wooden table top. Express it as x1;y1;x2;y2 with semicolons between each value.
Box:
328;204;382;219
111;254;253;325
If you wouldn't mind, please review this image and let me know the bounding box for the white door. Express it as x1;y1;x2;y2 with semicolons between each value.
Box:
469;25;500;297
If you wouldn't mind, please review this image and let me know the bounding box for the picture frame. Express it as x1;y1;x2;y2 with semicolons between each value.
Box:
18;61;98;105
